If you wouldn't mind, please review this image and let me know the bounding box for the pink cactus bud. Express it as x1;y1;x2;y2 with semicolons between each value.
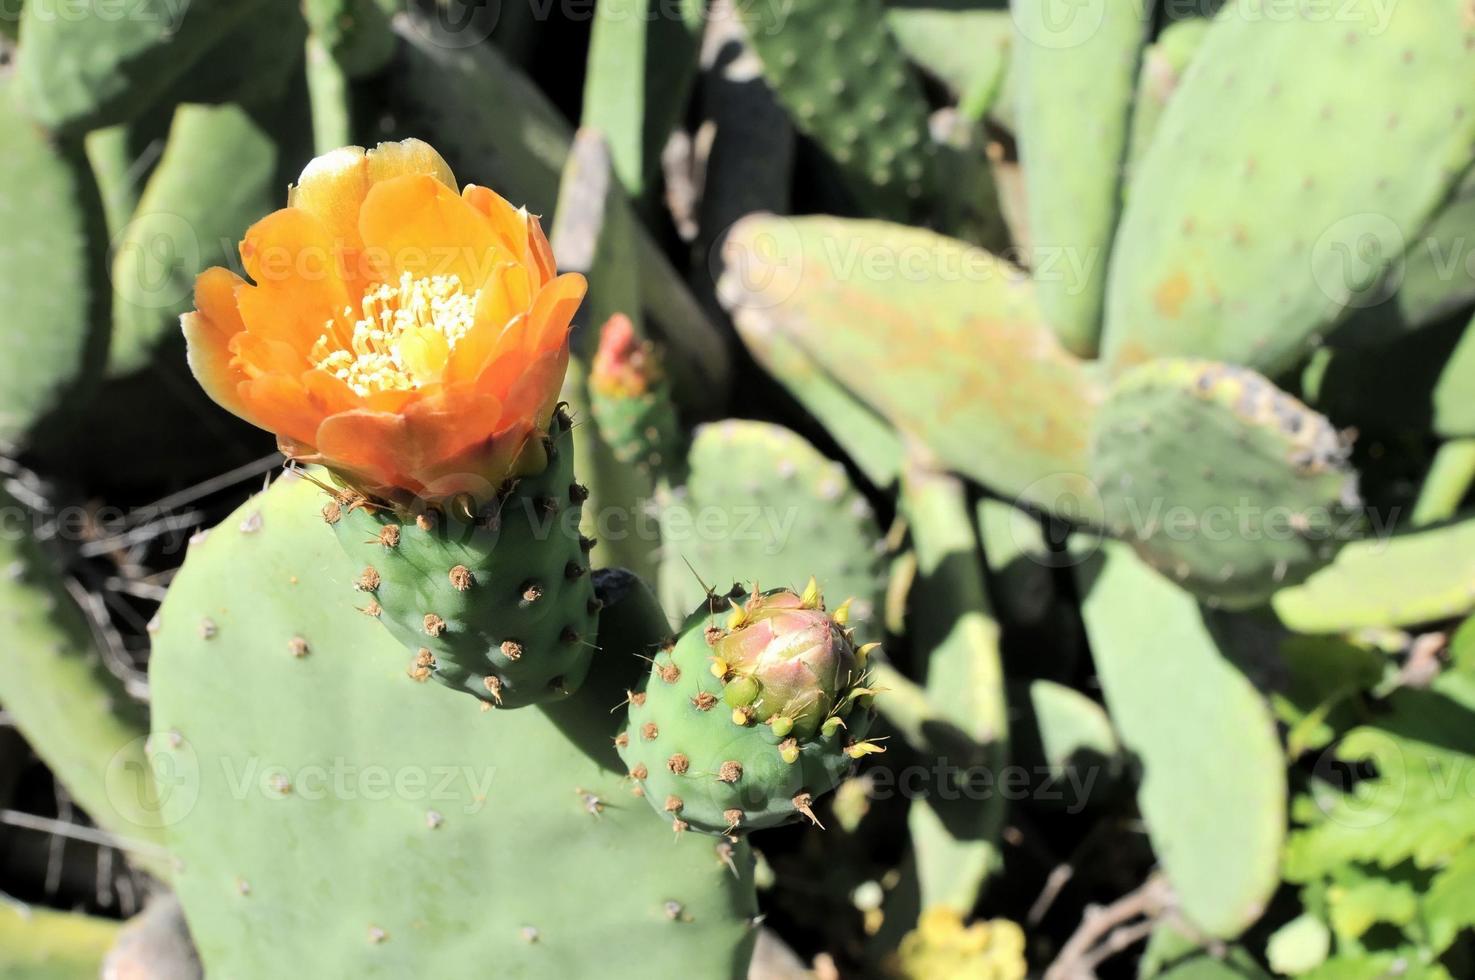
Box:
712;588;861;739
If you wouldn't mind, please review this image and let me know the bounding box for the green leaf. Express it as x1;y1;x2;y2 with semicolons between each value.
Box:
1286;677;1475;879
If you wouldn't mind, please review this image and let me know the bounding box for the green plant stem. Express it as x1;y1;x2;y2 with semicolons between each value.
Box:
306;35;351;155
1413;438;1475;527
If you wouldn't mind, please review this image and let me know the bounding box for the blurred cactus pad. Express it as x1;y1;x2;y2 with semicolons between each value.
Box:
2;2;1475;978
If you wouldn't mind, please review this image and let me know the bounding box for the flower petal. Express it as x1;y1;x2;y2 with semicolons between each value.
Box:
522;272;586;355
237;207;356;354
444;263;532;386
237;374;333;449
497;342;570;435
182;268;252;421
314;385;509;500
359;174;512;287
462;185;533;267
288;139;458;250
526;213;557;288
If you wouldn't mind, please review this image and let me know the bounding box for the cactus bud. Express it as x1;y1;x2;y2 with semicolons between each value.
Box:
710;588;861;739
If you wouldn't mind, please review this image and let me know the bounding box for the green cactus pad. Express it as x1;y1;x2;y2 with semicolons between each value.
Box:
329;411;599;710
720;215;1105;520
0;485;168;873
110;102;280;376
657;420;885;642
1435;311;1475;438
885;5;1011;105
1091;359;1361;606
15;0;272;133
148;475;759;975
1102;3;1475;378
738;0;938;220
902;465;1007;913
1124;17;1212;179
1330;169;1475;349
1077;542;1286;939
1272;512;1475;633
580;0;704;196
1014;0;1148;357
616;587;877;836
0;902;120;979
0;79;105;450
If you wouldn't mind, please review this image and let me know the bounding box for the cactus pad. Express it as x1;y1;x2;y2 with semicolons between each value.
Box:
657;420;885;642
1078;543;1286;938
1091;359;1361;606
1014;0;1148;357
720;215;1104;519
148;473;759;976
1272;513;1475;633
16;0;270;133
0;79;103;449
738;0;938;220
617;585;878;836
110;102;280;376
328;409;599;709
1102;3;1475;378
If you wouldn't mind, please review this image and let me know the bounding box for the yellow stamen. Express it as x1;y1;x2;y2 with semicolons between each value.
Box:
311;271;481;396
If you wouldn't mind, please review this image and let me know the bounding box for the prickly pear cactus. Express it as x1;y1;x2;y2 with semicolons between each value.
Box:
737;0;938;220
0;78;105;449
1013;0;1148;357
16;0;275;133
589;313;683;481
328;408;600;709
148;473;759;976
110;102;281;376
720;215;1105;520
616;584;879;836
1102;3;1475;378
1077;542;1286;939
1273;512;1475;633
1091;359;1360;606
657;420;885;641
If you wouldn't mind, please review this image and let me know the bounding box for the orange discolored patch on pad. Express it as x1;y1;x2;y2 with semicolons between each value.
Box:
1153;271;1192;319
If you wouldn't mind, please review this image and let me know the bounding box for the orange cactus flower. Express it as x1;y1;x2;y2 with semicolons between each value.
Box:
182;139;586;505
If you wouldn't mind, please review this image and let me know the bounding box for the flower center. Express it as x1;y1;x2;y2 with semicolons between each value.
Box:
311;271;481;396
